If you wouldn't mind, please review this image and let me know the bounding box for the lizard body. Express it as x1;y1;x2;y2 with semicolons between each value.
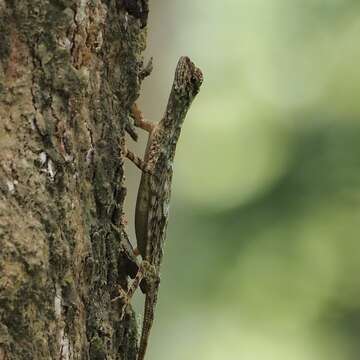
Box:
126;56;203;360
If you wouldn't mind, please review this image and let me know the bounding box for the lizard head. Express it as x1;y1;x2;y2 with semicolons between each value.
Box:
174;56;203;100
159;56;203;141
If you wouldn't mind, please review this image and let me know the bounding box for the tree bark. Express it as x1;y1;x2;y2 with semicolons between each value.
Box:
0;1;149;359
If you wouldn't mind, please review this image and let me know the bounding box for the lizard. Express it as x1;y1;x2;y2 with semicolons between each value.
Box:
124;56;203;360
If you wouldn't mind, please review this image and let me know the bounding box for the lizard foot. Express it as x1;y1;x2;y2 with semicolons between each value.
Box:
111;287;130;320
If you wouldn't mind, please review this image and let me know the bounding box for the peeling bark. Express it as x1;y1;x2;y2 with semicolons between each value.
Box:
0;1;148;359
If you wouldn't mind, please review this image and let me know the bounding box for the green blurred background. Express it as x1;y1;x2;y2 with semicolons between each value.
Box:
124;1;360;359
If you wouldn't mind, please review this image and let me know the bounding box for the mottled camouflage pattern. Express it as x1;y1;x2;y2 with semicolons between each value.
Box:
134;57;203;360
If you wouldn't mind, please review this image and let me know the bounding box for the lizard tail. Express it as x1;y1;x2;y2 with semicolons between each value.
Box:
137;293;158;360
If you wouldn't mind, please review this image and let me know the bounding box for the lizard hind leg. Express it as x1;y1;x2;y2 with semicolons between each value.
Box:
139;261;159;293
111;261;151;319
111;286;131;320
127;260;158;297
127;260;150;298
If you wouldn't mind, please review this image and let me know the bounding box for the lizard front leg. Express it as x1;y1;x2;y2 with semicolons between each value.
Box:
123;103;155;165
122;104;155;174
131;103;156;133
124;148;151;173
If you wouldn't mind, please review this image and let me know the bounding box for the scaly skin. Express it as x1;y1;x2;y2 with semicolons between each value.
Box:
126;56;203;360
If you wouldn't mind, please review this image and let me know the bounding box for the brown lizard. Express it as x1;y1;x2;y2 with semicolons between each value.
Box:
124;56;203;360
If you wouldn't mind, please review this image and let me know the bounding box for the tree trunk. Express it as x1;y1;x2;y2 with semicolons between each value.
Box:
0;1;149;358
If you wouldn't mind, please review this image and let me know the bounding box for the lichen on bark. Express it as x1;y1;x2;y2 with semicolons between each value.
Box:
0;1;149;359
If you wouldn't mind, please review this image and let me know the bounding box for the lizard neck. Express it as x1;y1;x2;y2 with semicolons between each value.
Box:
159;91;189;135
157;89;195;160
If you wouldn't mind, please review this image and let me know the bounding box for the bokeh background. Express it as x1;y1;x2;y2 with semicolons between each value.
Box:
124;1;360;359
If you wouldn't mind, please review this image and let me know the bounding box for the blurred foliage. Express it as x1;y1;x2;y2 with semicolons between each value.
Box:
124;1;360;359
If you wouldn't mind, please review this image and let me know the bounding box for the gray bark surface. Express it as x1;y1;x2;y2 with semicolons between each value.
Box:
0;1;148;358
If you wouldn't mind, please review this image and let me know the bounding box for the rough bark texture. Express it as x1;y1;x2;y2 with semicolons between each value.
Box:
0;1;149;359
